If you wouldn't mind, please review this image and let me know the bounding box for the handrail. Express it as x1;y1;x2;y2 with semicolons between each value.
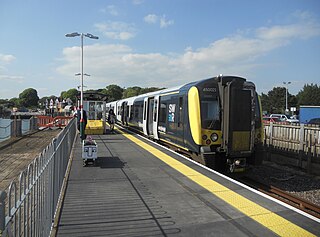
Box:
0;118;77;237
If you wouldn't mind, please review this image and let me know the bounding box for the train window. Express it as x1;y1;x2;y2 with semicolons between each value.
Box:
139;103;143;119
133;105;138;118
153;100;158;122
129;105;133;119
159;102;167;123
201;100;220;129
143;101;147;120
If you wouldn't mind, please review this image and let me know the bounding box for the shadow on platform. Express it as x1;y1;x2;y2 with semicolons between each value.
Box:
92;156;126;169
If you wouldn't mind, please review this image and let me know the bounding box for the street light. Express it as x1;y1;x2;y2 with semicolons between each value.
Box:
66;32;99;140
283;81;291;114
75;73;90;109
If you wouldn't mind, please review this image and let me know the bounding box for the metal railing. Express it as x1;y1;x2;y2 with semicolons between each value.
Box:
0;118;77;237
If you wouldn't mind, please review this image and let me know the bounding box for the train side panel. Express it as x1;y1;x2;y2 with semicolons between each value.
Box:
157;92;186;149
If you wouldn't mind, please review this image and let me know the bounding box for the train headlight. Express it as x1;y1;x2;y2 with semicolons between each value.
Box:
202;135;207;140
210;133;218;142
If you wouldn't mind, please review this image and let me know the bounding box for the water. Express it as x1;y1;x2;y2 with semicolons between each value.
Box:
0;118;31;142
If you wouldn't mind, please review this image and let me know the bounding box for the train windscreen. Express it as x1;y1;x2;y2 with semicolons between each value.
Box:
201;99;220;130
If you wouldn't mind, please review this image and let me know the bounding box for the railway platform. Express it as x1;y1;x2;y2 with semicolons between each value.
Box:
54;128;320;237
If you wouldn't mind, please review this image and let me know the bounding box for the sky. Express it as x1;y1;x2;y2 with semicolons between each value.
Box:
0;0;320;100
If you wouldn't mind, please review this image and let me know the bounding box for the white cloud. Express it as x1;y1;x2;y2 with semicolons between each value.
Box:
144;14;158;24
0;74;23;83
103;5;119;16
257;23;320;41
100;5;118;16
160;15;174;28
257;11;320;41
0;54;16;63
94;21;136;40
58;13;320;91
144;14;174;28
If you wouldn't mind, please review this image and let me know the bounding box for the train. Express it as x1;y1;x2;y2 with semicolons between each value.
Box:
106;75;264;172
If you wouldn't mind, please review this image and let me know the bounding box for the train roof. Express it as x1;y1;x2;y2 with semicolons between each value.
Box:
106;75;249;104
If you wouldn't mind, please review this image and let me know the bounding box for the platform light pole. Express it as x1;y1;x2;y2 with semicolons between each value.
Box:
65;32;98;140
75;73;90;121
283;81;291;114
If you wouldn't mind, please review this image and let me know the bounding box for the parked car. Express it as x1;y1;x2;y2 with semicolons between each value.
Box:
263;116;289;125
269;114;299;123
307;118;320;125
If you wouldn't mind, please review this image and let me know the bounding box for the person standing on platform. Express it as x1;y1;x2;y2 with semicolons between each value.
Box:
74;108;88;139
108;109;116;133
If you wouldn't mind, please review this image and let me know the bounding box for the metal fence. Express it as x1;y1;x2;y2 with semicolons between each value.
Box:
0;118;76;237
264;123;320;156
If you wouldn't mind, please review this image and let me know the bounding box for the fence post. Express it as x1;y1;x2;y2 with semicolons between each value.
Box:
298;123;305;168
51;138;57;221
269;122;273;145
0;190;7;232
307;133;312;174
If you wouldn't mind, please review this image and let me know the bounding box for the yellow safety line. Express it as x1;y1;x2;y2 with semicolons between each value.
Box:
119;130;316;237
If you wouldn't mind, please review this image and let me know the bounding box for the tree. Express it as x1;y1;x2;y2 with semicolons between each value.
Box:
296;84;320;106
105;84;123;101
122;86;164;99
19;88;39;108
260;87;297;114
9;97;20;108
140;87;164;94
61;88;78;103
122;86;142;98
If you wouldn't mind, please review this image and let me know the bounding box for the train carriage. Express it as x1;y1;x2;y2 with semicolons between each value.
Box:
106;75;263;172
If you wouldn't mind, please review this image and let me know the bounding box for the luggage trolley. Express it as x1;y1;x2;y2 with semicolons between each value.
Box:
82;137;98;166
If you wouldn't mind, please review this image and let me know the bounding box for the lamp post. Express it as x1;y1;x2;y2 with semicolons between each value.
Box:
65;32;98;140
283;81;291;114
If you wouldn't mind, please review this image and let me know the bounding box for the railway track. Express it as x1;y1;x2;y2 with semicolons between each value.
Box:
239;176;320;218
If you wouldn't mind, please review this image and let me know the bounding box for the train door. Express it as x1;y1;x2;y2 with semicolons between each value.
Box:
120;102;126;124
148;97;154;136
121;101;128;125
219;78;253;157
152;95;159;140
143;98;148;135
176;96;184;145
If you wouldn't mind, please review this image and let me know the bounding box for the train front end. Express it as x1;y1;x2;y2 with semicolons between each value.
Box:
188;75;262;172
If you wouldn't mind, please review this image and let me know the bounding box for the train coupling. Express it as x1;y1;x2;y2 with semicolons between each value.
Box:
227;158;246;173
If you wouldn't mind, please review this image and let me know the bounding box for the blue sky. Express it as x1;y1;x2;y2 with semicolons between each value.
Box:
0;0;319;99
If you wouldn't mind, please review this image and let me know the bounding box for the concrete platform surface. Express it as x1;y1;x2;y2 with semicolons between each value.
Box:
55;129;320;237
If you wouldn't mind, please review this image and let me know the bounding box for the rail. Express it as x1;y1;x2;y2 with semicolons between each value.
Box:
240;176;320;218
0;118;77;237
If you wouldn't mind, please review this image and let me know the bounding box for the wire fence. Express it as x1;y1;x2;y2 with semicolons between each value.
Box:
0;120;11;141
0;118;77;237
0;117;38;142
